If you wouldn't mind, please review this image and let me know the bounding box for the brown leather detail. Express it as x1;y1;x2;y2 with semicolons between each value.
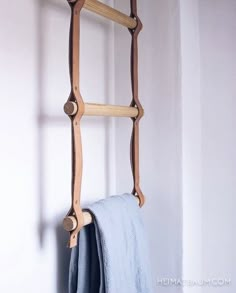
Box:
63;0;145;247
65;0;85;248
129;0;145;207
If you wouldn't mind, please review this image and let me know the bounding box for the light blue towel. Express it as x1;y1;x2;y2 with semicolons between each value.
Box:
69;194;152;293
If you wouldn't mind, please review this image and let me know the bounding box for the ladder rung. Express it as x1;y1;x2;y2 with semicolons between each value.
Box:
63;197;140;231
64;101;139;117
83;0;137;29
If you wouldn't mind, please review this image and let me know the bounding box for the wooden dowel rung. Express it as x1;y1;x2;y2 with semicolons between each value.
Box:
64;101;139;118
63;197;140;231
83;0;137;29
63;212;93;231
85;103;138;117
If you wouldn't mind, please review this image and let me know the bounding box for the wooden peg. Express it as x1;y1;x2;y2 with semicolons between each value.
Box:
63;216;77;231
63;212;93;232
64;101;78;115
64;101;139;117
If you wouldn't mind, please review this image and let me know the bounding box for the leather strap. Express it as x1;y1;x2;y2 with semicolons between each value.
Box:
64;0;144;247
129;0;145;206
66;0;85;248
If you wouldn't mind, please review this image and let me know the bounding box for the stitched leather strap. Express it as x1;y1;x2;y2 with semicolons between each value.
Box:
129;0;145;206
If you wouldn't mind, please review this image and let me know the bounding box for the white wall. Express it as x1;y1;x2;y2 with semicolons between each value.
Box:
0;0;235;293
114;1;236;293
181;1;236;292
1;1;184;291
114;1;183;292
180;1;203;292
199;1;236;292
0;0;115;292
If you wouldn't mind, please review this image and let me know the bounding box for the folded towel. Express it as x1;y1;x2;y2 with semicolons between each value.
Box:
69;194;152;293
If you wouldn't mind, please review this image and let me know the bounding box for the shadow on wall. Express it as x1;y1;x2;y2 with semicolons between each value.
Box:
36;0;113;292
36;2;70;292
36;0;69;253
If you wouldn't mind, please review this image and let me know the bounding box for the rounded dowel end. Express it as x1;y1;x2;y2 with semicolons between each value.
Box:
63;216;77;231
64;101;78;116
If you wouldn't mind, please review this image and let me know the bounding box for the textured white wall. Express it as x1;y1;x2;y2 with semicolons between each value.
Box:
0;0;115;292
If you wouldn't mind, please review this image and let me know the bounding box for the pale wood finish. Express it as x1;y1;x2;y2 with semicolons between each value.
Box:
64;101;139;118
63;0;144;248
84;0;137;29
64;101;77;115
85;103;138;117
63;216;77;231
63;212;92;231
63;197;139;231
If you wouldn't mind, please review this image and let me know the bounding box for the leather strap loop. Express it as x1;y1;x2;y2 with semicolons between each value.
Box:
66;0;85;248
129;0;145;206
64;0;145;247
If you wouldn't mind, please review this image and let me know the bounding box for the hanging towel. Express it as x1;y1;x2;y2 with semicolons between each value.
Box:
69;193;153;293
